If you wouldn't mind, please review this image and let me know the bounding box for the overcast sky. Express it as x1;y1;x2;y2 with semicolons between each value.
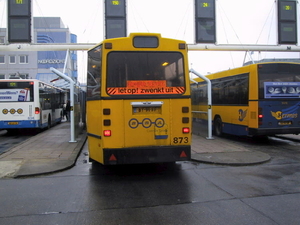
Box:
0;0;299;81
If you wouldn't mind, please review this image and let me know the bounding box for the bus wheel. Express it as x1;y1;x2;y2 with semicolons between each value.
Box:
89;157;96;163
47;115;51;129
58;112;63;124
6;129;18;135
214;117;223;136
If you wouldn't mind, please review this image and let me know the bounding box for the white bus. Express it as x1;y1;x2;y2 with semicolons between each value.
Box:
0;79;65;133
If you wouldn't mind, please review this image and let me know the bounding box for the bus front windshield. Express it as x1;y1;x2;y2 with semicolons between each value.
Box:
106;51;185;95
258;63;300;99
0;82;34;102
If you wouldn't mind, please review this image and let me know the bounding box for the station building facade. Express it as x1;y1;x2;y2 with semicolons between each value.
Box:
0;17;77;84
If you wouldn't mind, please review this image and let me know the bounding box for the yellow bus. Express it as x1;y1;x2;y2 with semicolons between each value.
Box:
191;62;300;136
86;33;191;165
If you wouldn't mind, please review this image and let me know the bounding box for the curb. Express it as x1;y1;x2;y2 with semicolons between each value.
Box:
191;151;271;166
13;133;87;178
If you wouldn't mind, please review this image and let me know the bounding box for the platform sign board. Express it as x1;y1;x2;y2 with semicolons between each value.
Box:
278;0;297;44
7;0;32;43
105;0;127;39
195;0;216;43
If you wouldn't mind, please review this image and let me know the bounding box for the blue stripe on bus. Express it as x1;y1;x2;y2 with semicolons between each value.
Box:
222;123;248;136
0;120;40;129
155;135;168;139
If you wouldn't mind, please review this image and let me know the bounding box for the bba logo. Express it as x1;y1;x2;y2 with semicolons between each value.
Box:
270;102;300;120
238;109;248;122
271;111;297;120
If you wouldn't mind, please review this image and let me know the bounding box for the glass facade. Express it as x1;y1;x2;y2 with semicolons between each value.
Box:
0;17;77;83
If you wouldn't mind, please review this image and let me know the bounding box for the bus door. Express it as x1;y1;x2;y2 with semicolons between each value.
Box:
124;100;170;147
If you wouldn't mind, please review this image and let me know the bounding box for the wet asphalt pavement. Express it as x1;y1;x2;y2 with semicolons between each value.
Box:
1;134;300;225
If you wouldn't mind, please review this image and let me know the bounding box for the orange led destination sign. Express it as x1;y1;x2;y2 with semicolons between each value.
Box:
107;80;185;95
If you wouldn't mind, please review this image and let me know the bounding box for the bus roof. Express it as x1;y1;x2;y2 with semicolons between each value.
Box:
0;79;64;91
89;33;187;51
192;61;300;83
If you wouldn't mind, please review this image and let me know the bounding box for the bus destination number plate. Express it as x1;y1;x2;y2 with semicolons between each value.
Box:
8;122;19;125
133;107;161;114
278;121;292;126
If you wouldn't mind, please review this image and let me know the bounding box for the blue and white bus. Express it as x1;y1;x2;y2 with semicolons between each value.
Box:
0;79;65;133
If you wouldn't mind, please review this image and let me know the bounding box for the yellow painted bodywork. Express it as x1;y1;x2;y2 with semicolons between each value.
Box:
192;64;259;129
87;33;191;164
